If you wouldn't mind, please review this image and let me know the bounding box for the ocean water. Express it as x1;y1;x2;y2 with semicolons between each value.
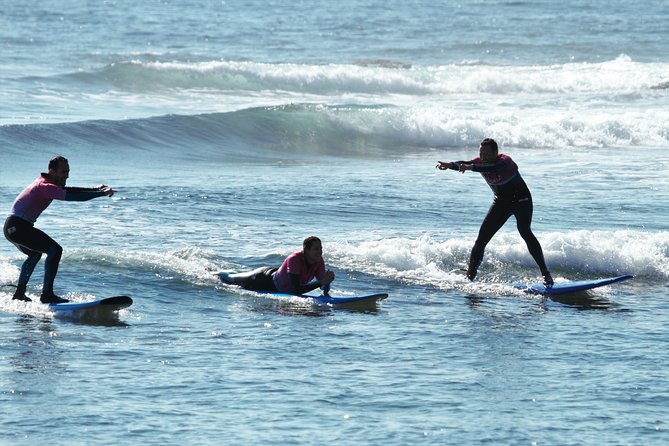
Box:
1;1;669;444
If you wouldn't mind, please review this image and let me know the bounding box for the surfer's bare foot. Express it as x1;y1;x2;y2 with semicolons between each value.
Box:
543;272;554;287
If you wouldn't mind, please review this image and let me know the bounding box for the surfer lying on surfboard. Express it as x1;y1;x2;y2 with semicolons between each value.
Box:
436;138;554;286
218;236;336;296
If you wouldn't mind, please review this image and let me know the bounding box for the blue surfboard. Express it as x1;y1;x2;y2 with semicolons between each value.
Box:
271;292;388;305
49;295;133;312
513;275;633;296
216;270;387;305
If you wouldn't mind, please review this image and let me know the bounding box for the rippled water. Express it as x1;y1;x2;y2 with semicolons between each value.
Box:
2;1;668;444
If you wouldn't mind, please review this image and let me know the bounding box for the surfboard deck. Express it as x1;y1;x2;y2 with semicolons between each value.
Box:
272;292;388;305
48;295;133;312
513;275;633;296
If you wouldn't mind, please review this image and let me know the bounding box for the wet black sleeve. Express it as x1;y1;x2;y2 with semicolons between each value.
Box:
64;187;107;201
450;160;473;170
285;273;322;295
471;162;504;173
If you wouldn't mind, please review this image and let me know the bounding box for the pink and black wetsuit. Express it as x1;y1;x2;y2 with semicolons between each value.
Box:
220;251;327;295
3;174;108;296
450;154;549;277
273;250;326;294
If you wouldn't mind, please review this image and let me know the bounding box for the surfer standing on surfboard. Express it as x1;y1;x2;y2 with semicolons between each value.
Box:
218;236;336;295
436;138;553;286
3;156;115;303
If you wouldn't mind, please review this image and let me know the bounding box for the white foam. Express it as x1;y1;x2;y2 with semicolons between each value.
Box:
328;229;669;289
113;55;668;97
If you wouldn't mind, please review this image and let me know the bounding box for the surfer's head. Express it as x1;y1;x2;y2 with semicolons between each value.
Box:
48;155;70;186
303;236;323;265
479;138;498;163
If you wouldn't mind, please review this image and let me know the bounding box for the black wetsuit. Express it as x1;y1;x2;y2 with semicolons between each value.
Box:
4;178;109;299
452;154;549;276
221;266;324;295
225;267;279;292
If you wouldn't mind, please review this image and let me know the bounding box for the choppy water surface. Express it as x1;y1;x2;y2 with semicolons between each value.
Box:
1;1;668;444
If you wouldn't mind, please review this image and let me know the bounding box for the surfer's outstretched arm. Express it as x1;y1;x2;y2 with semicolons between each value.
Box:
436;160;475;172
64;186;114;201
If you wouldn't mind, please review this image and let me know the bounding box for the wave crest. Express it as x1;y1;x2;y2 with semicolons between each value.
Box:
58;56;669;97
2;103;669;160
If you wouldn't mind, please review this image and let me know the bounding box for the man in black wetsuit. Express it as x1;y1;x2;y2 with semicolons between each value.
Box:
4;156;114;303
436;138;553;286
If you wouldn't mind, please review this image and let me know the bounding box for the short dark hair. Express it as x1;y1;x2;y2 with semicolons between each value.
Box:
48;155;68;171
303;236;321;250
480;138;498;153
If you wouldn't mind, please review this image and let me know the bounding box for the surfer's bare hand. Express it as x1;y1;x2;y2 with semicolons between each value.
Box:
322;270;335;285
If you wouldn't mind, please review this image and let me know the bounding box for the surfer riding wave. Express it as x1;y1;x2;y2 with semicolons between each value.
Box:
4;156;115;303
436;138;553;286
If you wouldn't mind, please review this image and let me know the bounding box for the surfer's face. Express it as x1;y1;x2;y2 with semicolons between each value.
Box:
50;161;70;186
479;145;497;163
304;240;323;265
